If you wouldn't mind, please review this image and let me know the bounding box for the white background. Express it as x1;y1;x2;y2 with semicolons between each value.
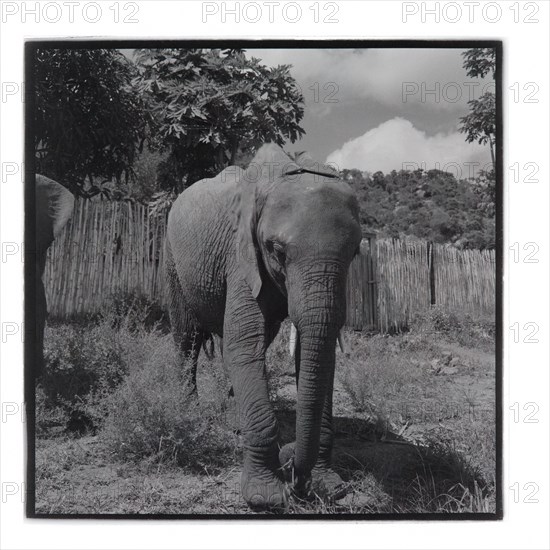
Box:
1;1;548;549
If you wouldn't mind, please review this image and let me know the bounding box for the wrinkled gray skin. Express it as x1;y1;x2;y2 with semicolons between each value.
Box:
165;144;361;510
36;174;74;376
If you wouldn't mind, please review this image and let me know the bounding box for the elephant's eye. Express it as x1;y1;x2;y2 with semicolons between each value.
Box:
267;240;286;264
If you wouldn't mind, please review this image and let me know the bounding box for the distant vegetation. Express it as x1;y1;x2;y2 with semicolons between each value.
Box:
343;167;496;250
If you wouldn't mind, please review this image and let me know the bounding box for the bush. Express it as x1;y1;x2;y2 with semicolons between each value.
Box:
103;340;237;471
429;307;461;334
41;322;128;434
99;291;170;334
43;324;126;398
411;306;495;351
41;304;170;435
36;385;68;437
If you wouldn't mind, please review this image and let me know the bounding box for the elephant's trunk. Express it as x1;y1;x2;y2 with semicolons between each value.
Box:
288;266;346;484
294;321;337;477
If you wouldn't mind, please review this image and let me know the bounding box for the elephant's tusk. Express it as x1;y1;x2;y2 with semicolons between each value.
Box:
289;323;297;357
290;324;344;354
337;329;346;354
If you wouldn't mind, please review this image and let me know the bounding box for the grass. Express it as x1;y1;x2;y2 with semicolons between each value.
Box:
102;335;237;472
39;294;168;436
36;298;496;515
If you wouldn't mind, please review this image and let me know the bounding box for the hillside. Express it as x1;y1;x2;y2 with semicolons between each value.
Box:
343;168;496;250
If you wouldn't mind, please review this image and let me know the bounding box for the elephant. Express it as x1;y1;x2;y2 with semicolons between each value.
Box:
34;174;74;377
164;143;361;511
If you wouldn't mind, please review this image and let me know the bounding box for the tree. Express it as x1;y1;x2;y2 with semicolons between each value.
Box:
459;48;496;167
34;48;147;196
461;48;496;79
133;48;305;193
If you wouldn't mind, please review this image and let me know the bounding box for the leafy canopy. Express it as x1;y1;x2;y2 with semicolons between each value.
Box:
133;48;305;192
459;48;496;167
458;47;497;208
34;49;147;196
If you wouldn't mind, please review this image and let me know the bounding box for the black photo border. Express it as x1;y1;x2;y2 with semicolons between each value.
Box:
24;38;503;520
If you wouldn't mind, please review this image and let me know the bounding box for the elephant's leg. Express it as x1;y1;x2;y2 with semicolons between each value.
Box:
171;311;203;395
177;323;203;394
165;245;202;395
223;286;286;511
35;271;48;380
218;339;235;398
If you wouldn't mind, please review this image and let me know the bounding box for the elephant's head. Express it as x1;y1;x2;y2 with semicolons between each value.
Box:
36;174;75;271
237;144;361;486
34;174;74;376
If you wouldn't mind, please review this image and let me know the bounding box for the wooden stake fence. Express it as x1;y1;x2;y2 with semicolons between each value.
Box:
346;235;377;330
45;198;496;331
45;198;168;317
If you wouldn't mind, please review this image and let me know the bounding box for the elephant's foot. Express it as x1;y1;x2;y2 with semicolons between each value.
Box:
278;442;351;503
310;466;350;502
241;465;288;512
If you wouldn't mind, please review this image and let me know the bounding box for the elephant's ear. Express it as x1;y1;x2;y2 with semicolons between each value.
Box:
36;175;75;253
236;144;298;299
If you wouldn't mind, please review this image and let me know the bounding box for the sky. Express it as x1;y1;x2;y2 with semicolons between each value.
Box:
246;48;494;177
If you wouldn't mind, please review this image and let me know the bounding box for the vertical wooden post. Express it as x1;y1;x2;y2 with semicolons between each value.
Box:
371;233;378;330
428;241;436;306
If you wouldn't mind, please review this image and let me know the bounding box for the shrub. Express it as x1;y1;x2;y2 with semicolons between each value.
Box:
43;324;126;397
99;291;170;334
36;385;68;437
41;322;127;433
411;306;495;351
41;306;170;435
102;339;237;471
429;307;461;334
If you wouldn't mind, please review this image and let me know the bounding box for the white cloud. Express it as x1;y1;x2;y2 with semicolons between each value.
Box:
326;118;492;178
